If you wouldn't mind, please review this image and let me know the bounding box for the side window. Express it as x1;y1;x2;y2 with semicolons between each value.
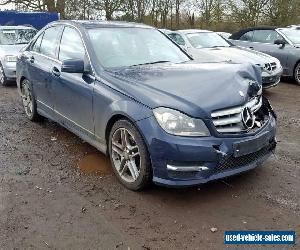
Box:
59;27;85;61
168;33;186;46
31;33;44;52
253;30;283;44
39;26;62;58
240;31;254;41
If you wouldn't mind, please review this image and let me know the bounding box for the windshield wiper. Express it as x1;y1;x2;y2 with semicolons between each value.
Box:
130;60;171;67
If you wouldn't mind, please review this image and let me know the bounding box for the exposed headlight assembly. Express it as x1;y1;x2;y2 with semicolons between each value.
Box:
153;107;210;137
5;55;18;62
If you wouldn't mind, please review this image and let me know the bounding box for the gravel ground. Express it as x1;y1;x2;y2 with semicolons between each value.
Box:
0;81;299;250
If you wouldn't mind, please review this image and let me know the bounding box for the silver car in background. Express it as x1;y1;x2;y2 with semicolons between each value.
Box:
163;29;283;89
230;27;300;85
0;26;37;86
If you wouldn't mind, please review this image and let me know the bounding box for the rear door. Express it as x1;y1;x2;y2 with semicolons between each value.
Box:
51;26;94;137
28;26;63;116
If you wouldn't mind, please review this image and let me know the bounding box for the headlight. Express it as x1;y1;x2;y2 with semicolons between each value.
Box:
5;55;18;62
153;107;210;137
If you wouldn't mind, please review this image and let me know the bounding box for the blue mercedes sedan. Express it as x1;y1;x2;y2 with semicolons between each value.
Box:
17;21;277;190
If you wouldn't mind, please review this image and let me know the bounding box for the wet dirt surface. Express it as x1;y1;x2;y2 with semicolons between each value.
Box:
78;154;112;175
0;82;299;249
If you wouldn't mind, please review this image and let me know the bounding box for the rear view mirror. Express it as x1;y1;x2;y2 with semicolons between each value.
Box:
274;39;286;48
61;59;84;73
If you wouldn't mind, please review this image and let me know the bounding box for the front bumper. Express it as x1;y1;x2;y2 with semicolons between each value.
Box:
136;113;276;187
2;61;17;80
261;67;283;89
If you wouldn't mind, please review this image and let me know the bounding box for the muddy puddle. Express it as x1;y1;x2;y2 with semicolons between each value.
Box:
78;153;112;175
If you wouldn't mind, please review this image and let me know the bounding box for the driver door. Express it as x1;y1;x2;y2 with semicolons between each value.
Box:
250;30;289;70
51;26;95;138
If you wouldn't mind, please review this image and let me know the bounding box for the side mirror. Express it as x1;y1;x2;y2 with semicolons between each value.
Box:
61;59;84;73
274;39;286;48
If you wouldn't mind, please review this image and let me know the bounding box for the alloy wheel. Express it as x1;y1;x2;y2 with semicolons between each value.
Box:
21;81;33;118
111;128;141;183
0;66;5;85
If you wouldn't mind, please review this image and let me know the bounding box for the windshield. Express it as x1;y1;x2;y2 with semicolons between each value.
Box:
0;28;37;45
186;32;230;49
280;29;300;44
87;28;190;69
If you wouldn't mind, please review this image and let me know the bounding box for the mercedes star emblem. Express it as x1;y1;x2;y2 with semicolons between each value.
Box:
242;107;255;130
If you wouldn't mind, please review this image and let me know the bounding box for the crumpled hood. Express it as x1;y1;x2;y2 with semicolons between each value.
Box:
0;44;26;58
101;62;261;119
190;46;277;65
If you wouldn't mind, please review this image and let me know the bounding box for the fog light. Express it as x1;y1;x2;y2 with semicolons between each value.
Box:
167;164;209;172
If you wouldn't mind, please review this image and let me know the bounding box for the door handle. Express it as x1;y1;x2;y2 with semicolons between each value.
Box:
52;66;61;77
29;56;35;63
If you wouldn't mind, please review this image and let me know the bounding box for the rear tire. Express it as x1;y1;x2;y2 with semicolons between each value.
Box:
294;62;300;85
0;63;9;86
109;119;152;191
21;79;41;121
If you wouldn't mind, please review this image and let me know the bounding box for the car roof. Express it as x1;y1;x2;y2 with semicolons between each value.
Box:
217;32;231;35
177;29;213;34
49;20;153;29
284;26;300;30
230;26;277;39
287;24;300;28
0;25;36;30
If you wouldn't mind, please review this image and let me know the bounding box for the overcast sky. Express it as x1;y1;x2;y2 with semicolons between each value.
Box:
0;3;15;10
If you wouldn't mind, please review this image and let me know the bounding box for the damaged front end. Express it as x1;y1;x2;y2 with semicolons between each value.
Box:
211;94;275;135
146;94;277;187
211;95;277;178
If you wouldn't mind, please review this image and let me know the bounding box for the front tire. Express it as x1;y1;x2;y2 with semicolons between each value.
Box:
109;119;152;191
21;79;41;121
294;62;300;85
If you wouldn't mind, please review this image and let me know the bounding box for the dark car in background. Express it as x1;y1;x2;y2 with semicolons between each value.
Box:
230;27;300;85
0;25;37;86
17;20;277;190
163;29;283;89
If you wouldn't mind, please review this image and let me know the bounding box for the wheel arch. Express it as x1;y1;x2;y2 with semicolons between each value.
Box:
104;112;152;157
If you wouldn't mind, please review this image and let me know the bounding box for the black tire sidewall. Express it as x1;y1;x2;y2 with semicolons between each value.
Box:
109;119;152;191
294;63;300;85
0;63;8;86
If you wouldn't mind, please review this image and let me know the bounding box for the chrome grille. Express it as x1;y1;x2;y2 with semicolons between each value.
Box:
263;62;277;72
257;62;277;73
211;97;263;134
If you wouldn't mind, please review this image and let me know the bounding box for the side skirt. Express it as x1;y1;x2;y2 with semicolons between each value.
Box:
37;107;107;155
